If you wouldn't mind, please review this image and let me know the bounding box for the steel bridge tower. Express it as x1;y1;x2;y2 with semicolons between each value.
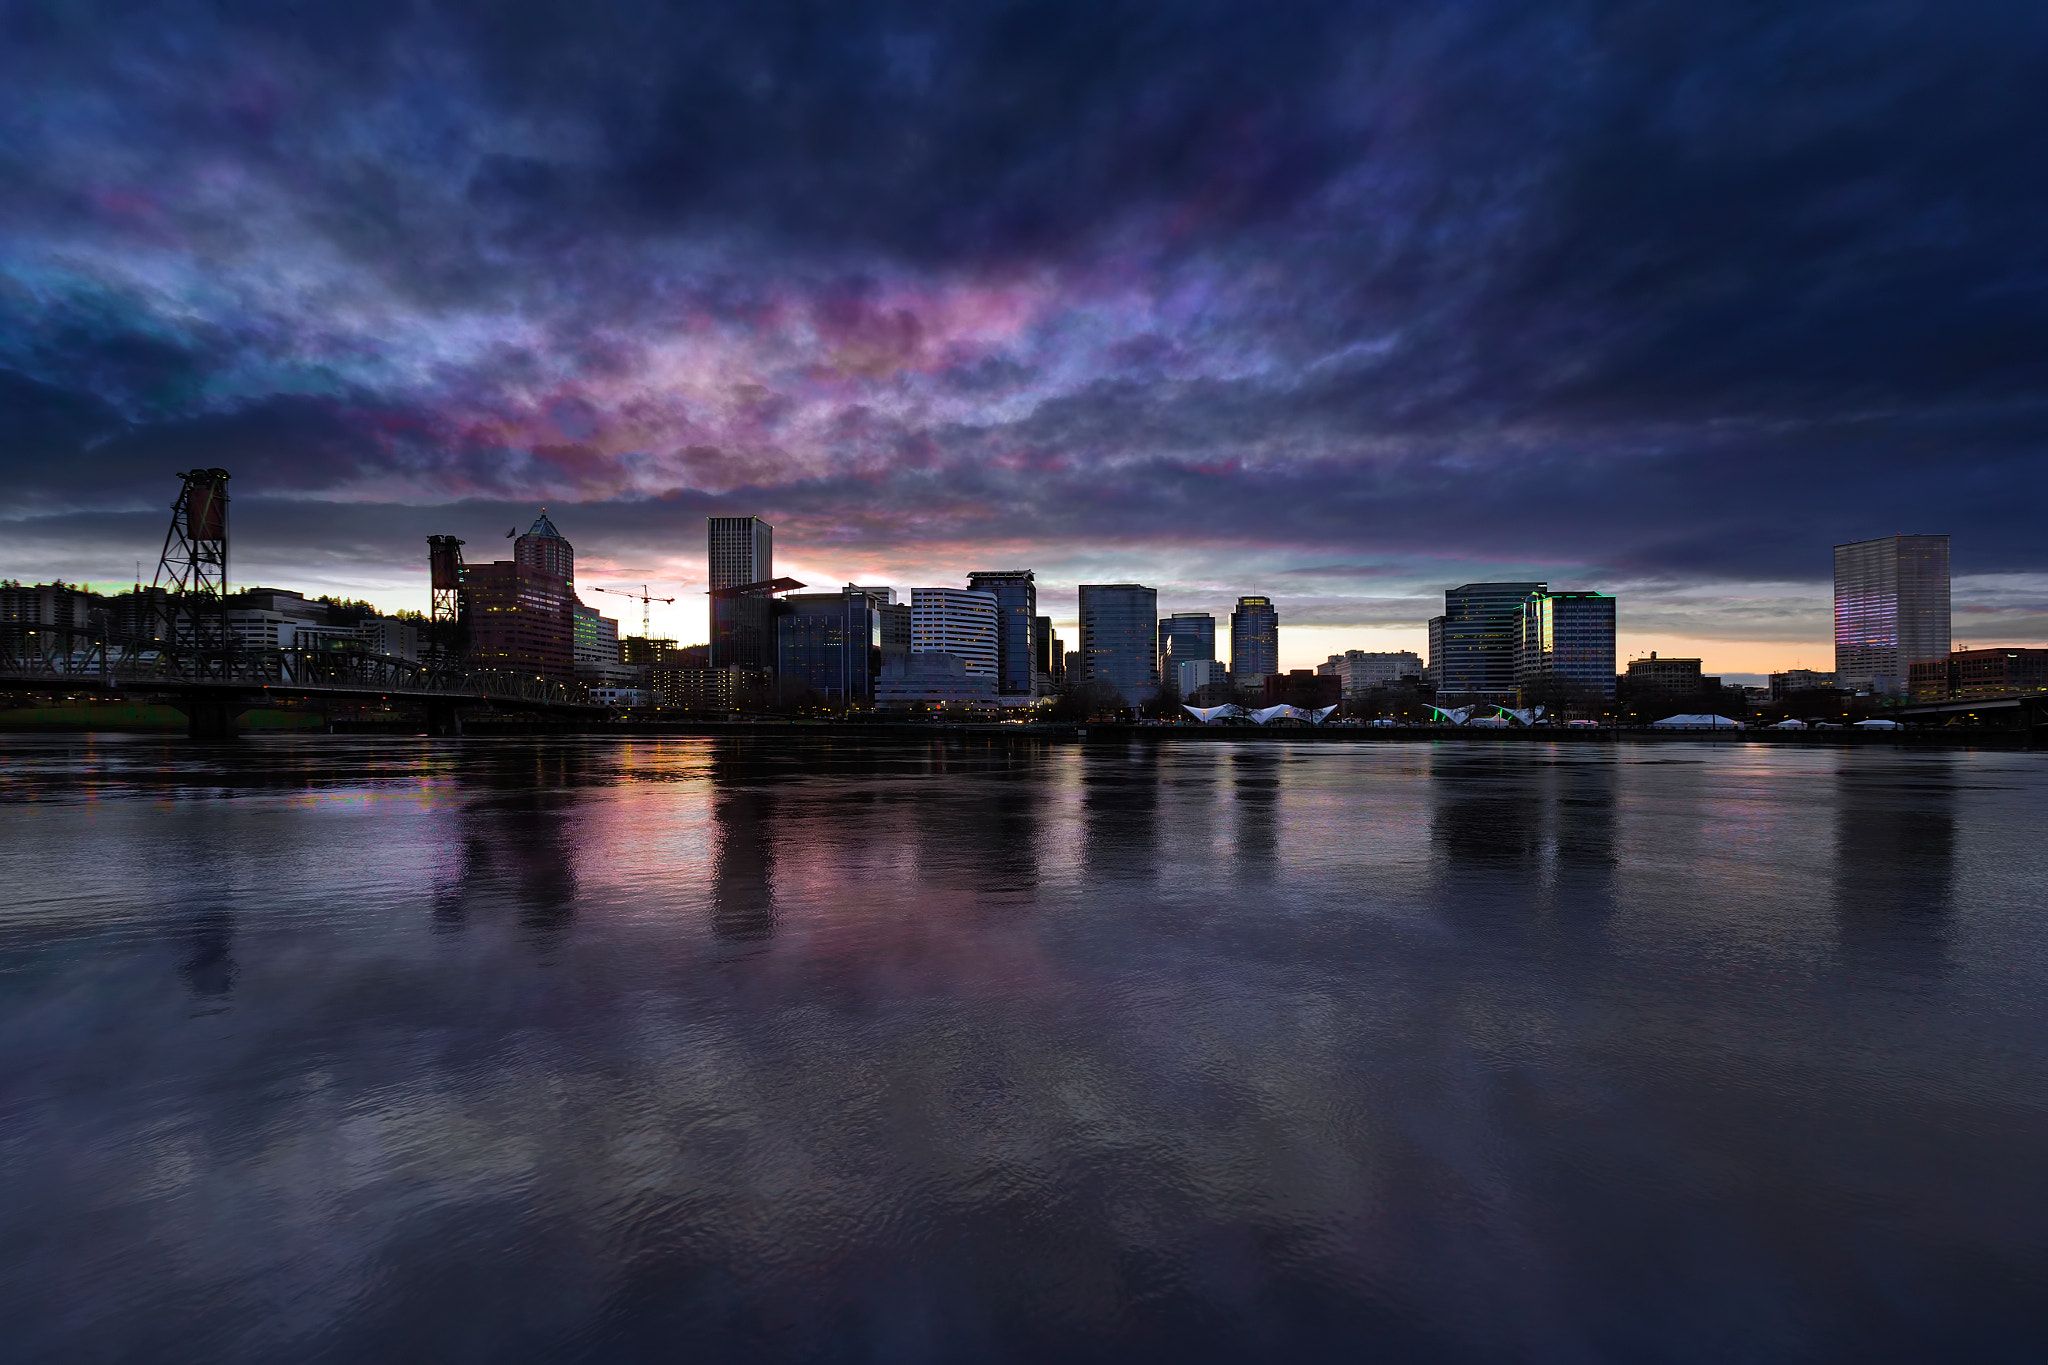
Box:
426;535;466;669
153;468;232;677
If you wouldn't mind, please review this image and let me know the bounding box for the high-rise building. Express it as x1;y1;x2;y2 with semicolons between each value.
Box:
1515;591;1616;701
1835;534;1951;695
966;570;1037;697
1229;596;1278;685
911;588;998;678
1429;582;1546;700
514;510;574;584
1079;583;1159;703
776;590;883;707
1033;615;1063;689
463;511;579;682
1158;612;1217;678
708;516;774;670
878;602;912;658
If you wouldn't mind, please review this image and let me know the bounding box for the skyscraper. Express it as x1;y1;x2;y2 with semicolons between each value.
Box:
1079;583;1159;703
708;516;773;670
1157;612;1217;679
911;588;998;678
966;570;1037;697
1515;590;1616;701
1229;596;1278;685
1835;534;1951;694
1430;582;1546;700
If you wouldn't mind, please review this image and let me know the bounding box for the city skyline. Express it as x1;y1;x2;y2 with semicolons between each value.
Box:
6;5;2048;674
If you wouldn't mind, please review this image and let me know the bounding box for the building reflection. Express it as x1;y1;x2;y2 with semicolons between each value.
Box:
1082;744;1161;883
1229;748;1280;882
1428;748;1547;871
1833;755;1955;981
709;743;780;943
177;908;238;1001
432;744;592;943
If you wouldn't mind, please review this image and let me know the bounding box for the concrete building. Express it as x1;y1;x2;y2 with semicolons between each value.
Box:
911;588;998;679
1429;582;1545;701
1317;650;1424;697
353;616;420;662
776;589;883;708
0;581;98;628
875;651;997;707
572;602;620;668
1264;669;1341;709
1515;591;1616;700
1835;534;1951;695
1769;668;1837;701
1909;647;2048;702
708;515;775;671
1158;612;1217;679
650;665;753;712
1229;596;1278;686
1623;653;1718;696
966;571;1038;698
1079;583;1159;703
1177;657;1230;698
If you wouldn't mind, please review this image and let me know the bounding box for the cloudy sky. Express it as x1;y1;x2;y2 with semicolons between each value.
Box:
4;0;2045;674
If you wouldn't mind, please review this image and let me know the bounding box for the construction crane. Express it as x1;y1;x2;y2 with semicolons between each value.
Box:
591;584;676;641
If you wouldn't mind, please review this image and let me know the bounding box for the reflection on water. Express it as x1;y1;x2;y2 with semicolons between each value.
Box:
1834;754;1957;982
0;735;2044;1364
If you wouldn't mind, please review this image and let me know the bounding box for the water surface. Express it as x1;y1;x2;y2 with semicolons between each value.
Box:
1;735;2044;1362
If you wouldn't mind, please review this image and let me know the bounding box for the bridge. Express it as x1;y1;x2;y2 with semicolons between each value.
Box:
2;622;605;736
1894;691;2048;731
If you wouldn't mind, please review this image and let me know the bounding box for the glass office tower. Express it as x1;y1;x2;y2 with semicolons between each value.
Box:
1079;583;1159;703
1431;582;1546;701
965;570;1037;697
1157;612;1217;681
775;589;882;707
1229;596;1278;684
1515;591;1616;700
1835;534;1950;694
707;516;773;670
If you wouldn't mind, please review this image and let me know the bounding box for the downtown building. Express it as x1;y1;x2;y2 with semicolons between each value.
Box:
1835;534;1950;695
1427;582;1547;702
1515;591;1616;702
1229;596;1278;686
911;587;998;680
1157;612;1217;683
776;589;884;708
461;512;583;683
1033;616;1064;688
966;570;1039;698
1316;650;1425;698
1078;583;1159;703
708;516;776;671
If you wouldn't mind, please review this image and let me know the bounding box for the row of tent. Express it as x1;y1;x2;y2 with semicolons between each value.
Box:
1651;714;1905;730
1182;704;1341;725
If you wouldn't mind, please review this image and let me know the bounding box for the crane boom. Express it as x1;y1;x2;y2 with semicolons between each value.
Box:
592;584;676;641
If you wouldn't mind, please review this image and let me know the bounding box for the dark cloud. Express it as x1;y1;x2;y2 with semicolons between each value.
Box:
2;0;2046;634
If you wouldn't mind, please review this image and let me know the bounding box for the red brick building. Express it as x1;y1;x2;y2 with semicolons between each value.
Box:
461;512;578;683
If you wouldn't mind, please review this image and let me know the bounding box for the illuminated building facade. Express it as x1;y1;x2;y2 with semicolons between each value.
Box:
1515;591;1616;700
1835;534;1950;695
1429;582;1546;701
708;515;775;671
911;588;998;678
1229;596;1278;685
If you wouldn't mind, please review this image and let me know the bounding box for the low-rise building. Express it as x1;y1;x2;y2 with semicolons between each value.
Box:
875;652;997;708
1317;649;1425;697
1769;668;1837;700
1909;648;2048;701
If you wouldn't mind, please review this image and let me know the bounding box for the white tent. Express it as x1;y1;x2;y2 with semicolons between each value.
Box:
1247;704;1338;725
1182;704;1244;723
1650;714;1742;730
1855;718;1903;730
1771;718;1808;729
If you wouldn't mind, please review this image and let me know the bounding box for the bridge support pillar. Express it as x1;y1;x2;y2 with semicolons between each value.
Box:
426;701;465;737
183;698;247;739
